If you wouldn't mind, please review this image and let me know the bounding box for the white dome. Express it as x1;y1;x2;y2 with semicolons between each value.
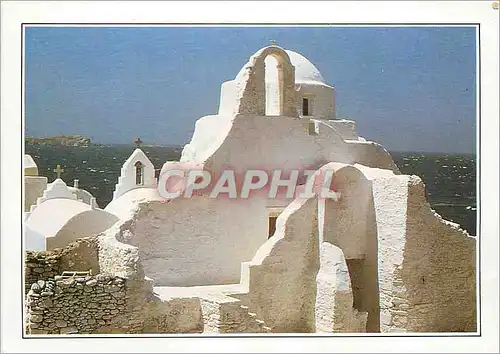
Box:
235;49;328;85
284;50;326;84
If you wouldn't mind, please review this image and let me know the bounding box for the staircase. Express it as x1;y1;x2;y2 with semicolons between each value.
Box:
199;294;271;333
239;305;272;333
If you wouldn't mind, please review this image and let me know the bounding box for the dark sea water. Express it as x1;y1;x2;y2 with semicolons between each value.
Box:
25;145;477;236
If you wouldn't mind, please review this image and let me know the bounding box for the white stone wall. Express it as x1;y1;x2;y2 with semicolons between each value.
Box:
321;163;381;332
196;114;352;174
240;196;319;332
315;242;368;332
183;113;399;180
99;223;144;280
323;166;373;259
46;209;118;250
346;139;400;174
180;114;233;164
327;119;359;140
369;173;410;332
366;169;476;333
401;176;476;332
116;196;269;287
218;80;237;116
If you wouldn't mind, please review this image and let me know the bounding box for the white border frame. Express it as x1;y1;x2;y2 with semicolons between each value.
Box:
2;1;499;353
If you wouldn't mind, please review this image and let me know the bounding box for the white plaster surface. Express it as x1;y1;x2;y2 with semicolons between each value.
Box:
315;242;368;332
240;196;319;332
327;119;359;140
107;195;269;287
25;198;118;251
105;187;163;221
184;114;352;172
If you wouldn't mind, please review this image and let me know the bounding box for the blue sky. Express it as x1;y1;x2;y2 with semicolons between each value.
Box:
25;26;476;153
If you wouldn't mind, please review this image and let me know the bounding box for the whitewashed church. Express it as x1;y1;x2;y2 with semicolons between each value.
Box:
24;45;476;334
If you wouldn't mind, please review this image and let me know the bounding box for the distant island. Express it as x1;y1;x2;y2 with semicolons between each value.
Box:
25;135;92;147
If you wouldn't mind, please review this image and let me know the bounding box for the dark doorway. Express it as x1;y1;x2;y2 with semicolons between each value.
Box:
268;216;278;238
302;97;309;116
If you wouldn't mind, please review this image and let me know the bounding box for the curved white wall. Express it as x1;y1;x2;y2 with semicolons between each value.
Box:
48;209;119;250
204;114;353;174
181;114;233;164
127;196;268;287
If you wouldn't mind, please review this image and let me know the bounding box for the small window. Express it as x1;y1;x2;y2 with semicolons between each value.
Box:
302;97;309;116
268;216;278;239
135;161;144;185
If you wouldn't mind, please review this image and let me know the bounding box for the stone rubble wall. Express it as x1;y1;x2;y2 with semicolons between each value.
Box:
25;273;207;335
25;226;271;334
25;236;99;294
26;274;129;334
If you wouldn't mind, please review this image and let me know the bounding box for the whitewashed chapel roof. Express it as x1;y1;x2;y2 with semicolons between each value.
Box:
25;198;119;250
26;199;92;239
236;49;328;86
105;187;163;221
112;148;157;200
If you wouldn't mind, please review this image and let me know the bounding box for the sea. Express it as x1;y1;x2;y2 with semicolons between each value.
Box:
25;145;477;236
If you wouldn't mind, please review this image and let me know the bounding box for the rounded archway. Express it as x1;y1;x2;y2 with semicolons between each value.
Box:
233;45;297;117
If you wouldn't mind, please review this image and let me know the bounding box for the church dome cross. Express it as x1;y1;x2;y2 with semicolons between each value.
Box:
53;164;65;179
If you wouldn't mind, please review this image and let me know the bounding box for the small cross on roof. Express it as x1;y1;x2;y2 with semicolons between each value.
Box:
134;137;143;148
53;164;64;179
270;39;277;46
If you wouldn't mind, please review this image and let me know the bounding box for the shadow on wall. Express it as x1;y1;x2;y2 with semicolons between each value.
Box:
239;196;320;333
322;165;381;332
401;176;476;332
